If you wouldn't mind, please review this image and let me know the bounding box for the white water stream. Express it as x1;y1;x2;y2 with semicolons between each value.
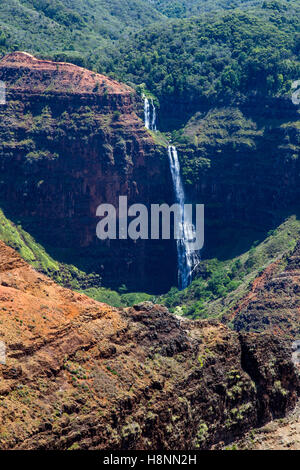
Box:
143;95;157;130
167;146;200;289
143;96;200;288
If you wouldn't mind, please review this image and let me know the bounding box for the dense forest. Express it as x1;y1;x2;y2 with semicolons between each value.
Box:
147;0;268;17
0;0;299;314
0;0;163;59
1;1;298;116
101;2;300;110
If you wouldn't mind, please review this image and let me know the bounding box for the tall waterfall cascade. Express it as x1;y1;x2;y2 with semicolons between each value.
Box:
292;80;300;105
168;146;200;289
143;95;200;288
143;95;157;131
151;99;157;131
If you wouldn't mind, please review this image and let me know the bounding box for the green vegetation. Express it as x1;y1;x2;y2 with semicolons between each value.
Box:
149;0;267;18
0;0;164;59
104;2;300;114
0;207;102;290
175;107;263;186
195;421;209;447
0;207;59;273
0;1;276;59
183;107;261;149
159;216;300;319
1;1;298;116
78;287;153;308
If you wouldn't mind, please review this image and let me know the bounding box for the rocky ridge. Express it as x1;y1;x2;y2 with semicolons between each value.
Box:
0;241;298;449
230;241;300;337
0;52;175;292
1;52;133;99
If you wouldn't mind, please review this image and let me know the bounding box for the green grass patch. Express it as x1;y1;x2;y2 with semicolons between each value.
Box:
159;216;300;319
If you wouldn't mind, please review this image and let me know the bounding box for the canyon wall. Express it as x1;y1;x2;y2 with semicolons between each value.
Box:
228;241;300;337
0;52;299;293
175;99;300;259
0;52;176;292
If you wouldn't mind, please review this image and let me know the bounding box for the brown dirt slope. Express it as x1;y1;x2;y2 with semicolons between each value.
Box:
0;241;298;450
224;400;300;450
1;52;132;96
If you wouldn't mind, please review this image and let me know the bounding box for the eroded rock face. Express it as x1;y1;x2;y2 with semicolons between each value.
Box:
0;241;298;450
0;52;134;99
0;52;175;292
177;103;300;259
231;242;300;338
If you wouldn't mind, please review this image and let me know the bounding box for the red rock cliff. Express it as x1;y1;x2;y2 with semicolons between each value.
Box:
0;52;175;292
0;241;298;449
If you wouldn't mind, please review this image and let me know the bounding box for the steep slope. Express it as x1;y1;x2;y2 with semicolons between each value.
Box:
149;0;268;17
0;0;164;57
160;217;300;320
179;104;300;253
105;3;300;125
0;52;175;293
0;240;298;449
229;241;300;338
0;51;133;95
223;400;300;449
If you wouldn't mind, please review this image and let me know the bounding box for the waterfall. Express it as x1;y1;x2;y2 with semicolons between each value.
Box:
143;95;157;131
143;92;199;289
292;80;300;105
144;96;151;129
151;99;157;131
168;145;200;289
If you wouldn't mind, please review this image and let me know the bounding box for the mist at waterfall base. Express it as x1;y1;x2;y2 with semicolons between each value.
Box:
143;96;200;289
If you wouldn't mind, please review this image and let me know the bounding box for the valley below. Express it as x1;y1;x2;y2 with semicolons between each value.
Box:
0;0;300;452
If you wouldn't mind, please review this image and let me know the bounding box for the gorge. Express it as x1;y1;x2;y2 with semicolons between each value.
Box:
0;0;300;450
0;50;300;300
143;93;201;289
